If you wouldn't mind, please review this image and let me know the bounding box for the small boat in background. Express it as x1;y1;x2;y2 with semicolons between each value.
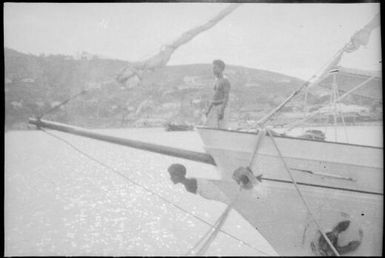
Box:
165;122;194;132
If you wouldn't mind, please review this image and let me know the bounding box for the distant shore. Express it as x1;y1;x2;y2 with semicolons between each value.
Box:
5;119;383;133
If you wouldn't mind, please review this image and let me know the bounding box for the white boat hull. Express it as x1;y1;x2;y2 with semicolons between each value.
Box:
196;127;383;256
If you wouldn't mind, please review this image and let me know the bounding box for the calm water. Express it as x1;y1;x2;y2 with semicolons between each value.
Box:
4;125;382;256
4;127;277;256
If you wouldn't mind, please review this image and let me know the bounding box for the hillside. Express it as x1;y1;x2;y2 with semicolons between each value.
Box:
4;48;381;130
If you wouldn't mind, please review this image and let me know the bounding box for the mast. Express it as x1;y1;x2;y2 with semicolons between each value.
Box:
256;12;380;127
284;71;379;131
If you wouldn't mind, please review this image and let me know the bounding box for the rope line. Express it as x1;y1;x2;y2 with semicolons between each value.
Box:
195;205;232;255
333;75;349;143
265;128;340;256
283;74;377;133
38;127;270;256
38;89;88;120
186;187;242;256
256;46;347;127
188;128;266;255
185;207;227;256
188;129;265;255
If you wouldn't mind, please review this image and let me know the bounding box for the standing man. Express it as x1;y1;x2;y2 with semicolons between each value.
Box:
205;59;231;128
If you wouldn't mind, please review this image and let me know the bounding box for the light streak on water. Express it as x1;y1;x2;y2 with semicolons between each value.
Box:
5;125;381;256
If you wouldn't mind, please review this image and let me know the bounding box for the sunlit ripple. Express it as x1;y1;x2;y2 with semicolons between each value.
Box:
11;127;359;255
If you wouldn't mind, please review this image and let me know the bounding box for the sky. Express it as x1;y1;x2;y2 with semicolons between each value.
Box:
4;2;381;79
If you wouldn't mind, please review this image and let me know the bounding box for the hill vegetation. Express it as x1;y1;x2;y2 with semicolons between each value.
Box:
4;48;381;130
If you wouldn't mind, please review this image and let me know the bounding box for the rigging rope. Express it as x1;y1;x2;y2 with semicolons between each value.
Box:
186;205;230;256
255;46;346;128
332;74;349;143
187;130;266;256
283;74;377;133
38;127;270;256
195;205;232;255
265;128;341;256
38;89;89;120
186;187;242;256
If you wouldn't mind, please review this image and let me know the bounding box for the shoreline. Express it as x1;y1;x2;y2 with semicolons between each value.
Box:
6;120;383;133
